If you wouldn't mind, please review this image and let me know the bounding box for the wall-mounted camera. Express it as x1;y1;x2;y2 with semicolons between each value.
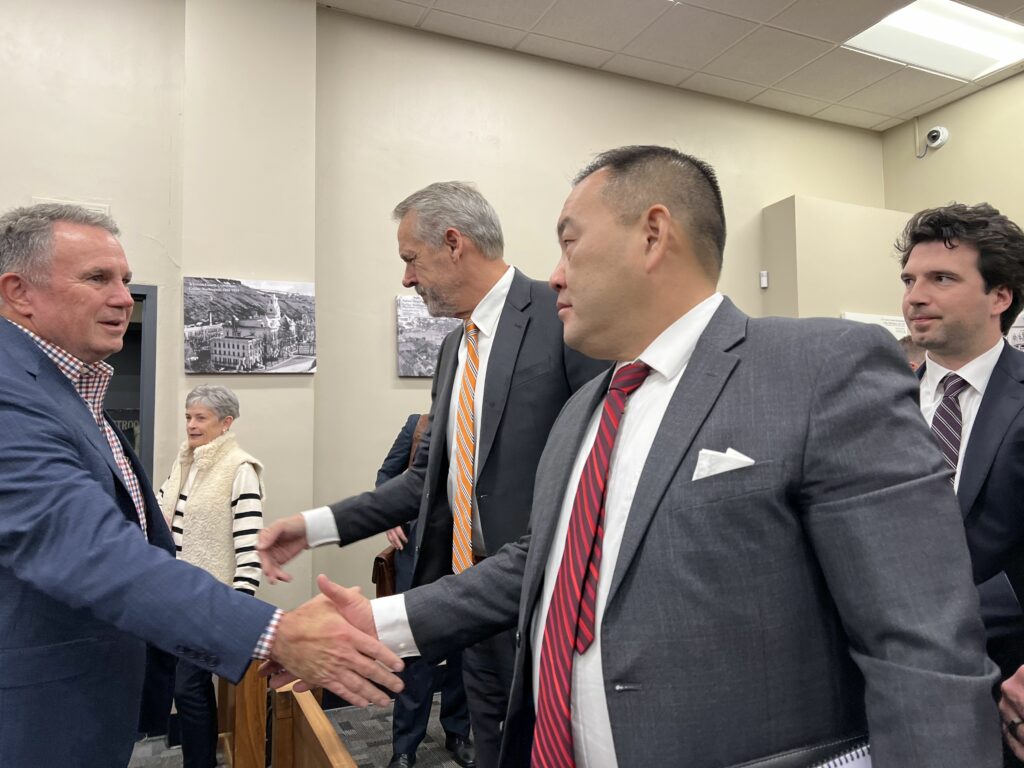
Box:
925;126;950;149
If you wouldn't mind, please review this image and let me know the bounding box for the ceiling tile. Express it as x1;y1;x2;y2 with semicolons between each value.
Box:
602;54;693;86
958;0;1024;15
814;104;891;128
872;117;906;131
321;0;425;26
750;88;832;116
624;4;757;70
680;72;764;101
516;34;614;69
975;59;1024;86
841;67;965;114
775;47;904;101
532;0;671;51
769;0;911;43
1011;8;1024;22
897;83;979;118
676;0;796;23
703;27;834;85
433;0;553;29
421;11;526;49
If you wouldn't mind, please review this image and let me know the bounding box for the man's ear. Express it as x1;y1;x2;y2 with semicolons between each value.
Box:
992;284;1013;317
642;205;672;273
444;227;463;262
0;273;34;316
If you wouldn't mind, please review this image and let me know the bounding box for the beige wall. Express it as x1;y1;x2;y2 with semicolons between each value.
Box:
762;196;910;319
883;73;1024;223
311;10;890;591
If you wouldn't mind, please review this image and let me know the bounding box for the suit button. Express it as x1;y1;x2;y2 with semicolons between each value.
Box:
515;631;521;648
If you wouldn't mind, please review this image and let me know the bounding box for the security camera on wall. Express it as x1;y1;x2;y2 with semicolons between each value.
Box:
925;126;950;149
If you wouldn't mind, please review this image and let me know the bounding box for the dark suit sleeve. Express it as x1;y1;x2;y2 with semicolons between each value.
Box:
0;384;275;684
375;414;419;487
798;323;1000;765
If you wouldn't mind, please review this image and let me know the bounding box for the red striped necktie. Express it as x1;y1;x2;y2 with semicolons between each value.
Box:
532;361;652;768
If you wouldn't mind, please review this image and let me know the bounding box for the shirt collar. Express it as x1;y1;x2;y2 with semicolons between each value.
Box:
621;292;724;380
468;265;515;337
922;338;1004;399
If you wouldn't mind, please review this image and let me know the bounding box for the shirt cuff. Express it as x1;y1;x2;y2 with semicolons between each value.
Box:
253;608;284;659
303;506;340;547
372;595;421;658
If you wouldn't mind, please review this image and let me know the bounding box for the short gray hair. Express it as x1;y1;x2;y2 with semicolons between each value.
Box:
0;203;120;284
186;384;240;421
392;181;504;260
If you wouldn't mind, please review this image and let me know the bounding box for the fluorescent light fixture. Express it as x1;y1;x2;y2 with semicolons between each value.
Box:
844;0;1024;81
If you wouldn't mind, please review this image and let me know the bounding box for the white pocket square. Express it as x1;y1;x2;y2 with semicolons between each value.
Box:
692;447;756;481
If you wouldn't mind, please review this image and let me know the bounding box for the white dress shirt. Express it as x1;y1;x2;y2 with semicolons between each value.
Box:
919;338;1004;492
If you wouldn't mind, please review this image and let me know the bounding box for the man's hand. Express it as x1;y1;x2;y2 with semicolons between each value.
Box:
258;514;309;583
267;575;403;707
1000;664;1024;759
385;525;408;550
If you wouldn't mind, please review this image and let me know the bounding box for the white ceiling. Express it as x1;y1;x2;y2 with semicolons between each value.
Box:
319;0;1024;131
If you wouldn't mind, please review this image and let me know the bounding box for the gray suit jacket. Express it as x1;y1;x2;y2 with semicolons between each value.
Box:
405;298;1001;767
330;268;608;587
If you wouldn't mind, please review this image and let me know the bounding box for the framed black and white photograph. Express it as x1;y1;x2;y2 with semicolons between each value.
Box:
396;295;460;377
183;277;317;374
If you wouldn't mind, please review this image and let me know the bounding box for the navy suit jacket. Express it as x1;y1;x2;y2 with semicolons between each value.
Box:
920;345;1024;591
0;319;276;767
329;269;608;588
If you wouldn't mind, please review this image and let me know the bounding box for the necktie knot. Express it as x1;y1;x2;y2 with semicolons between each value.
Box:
464;321;479;340
941;372;968;399
610;361;651;396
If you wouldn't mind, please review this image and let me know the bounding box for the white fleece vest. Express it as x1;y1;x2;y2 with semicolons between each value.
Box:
158;432;264;586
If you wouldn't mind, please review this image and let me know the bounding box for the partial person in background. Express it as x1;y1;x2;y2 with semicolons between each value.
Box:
158;384;265;768
898;333;925;371
378;413;473;768
898;202;1024;766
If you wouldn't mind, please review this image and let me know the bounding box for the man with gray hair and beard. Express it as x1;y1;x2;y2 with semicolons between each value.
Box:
259;181;608;768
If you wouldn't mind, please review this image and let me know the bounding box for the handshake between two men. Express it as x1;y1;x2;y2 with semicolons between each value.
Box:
258;516;401;704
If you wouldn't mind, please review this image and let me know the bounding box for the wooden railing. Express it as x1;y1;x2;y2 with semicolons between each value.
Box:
217;665;268;768
271;683;357;768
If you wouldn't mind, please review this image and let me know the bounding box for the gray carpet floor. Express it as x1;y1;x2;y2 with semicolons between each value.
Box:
128;695;462;768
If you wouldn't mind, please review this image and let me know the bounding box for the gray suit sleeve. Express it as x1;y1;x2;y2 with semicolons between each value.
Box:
404;534;528;662
800;323;1000;765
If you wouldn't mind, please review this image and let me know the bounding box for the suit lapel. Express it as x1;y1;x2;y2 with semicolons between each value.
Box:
958;345;1024;515
1;321;141;527
606;300;746;605
477;269;530;473
431;330;461;457
521;370;612;616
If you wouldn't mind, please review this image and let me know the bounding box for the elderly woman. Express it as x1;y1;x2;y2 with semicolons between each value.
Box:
158;384;264;768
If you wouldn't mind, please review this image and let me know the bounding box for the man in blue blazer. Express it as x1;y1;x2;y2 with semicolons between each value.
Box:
0;203;402;767
899;202;1024;764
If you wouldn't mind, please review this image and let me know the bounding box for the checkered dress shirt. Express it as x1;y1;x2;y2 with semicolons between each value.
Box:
8;320;148;536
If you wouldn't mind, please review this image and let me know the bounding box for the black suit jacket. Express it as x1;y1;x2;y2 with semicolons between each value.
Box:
329;269;608;587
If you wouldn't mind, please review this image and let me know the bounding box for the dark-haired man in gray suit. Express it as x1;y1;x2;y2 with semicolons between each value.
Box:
259;182;607;768
273;146;1001;767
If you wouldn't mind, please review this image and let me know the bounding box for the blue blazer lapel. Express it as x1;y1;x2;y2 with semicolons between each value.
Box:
959;345;1024;516
1;322;142;528
606;299;745;606
478;269;531;473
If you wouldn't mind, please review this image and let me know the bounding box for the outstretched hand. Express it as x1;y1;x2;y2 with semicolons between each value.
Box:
257;514;309;584
265;575;403;707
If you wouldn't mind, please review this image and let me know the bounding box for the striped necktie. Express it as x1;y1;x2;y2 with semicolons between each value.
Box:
532;361;652;768
452;321;480;574
930;372;969;482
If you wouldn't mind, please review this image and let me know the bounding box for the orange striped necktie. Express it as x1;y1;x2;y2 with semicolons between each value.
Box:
452;321;480;574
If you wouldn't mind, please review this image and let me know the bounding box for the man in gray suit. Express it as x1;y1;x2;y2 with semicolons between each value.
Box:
259;182;606;768
276;146;1002;767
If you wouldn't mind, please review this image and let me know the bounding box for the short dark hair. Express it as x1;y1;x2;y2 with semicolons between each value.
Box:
896;203;1024;334
573;145;726;279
